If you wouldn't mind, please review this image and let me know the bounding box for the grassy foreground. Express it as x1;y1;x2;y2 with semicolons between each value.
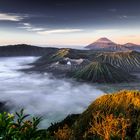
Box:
0;90;140;140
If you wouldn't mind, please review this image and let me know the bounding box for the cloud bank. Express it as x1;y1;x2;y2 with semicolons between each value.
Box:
0;13;23;21
38;29;83;35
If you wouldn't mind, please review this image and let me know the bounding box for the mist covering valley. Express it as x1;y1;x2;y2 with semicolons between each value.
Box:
0;57;105;128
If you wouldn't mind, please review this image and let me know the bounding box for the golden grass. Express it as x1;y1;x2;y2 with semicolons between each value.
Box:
90;90;140;112
72;90;140;139
88;113;130;140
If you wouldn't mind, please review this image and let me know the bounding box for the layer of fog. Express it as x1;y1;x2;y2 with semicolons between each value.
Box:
0;57;104;128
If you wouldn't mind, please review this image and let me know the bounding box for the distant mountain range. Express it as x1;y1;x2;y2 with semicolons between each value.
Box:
0;44;58;56
0;38;140;57
85;37;140;51
123;43;140;51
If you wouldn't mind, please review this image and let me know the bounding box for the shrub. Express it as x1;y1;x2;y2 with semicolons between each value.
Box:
88;113;130;140
72;90;140;139
54;124;71;140
0;109;51;140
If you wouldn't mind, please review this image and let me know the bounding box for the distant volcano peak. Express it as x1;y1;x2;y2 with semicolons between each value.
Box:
85;37;130;51
95;37;115;44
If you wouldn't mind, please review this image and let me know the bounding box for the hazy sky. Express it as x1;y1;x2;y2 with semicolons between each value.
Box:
0;0;140;46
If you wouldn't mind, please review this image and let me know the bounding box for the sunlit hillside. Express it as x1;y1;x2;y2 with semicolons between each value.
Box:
72;90;140;139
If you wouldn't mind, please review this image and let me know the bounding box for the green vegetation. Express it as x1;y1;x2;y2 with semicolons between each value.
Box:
0;90;140;140
0;109;53;140
74;61;134;83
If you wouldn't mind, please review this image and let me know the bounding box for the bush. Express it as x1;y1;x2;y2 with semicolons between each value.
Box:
54;124;71;140
72;90;140;140
88;113;130;140
0;109;53;140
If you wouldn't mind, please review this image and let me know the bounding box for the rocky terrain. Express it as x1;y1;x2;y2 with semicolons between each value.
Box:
28;47;140;83
73;61;135;83
95;51;140;72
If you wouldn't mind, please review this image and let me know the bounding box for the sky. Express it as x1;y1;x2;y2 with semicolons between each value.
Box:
0;0;140;47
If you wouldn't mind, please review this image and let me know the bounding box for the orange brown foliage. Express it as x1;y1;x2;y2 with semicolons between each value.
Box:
54;124;71;140
88;113;130;140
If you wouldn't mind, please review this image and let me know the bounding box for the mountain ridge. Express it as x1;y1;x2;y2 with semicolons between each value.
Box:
0;44;58;56
85;37;140;52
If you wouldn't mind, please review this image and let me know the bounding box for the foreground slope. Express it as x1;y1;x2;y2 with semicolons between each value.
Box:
72;90;140;139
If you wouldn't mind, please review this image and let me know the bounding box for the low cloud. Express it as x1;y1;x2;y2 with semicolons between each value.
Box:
18;22;83;34
23;23;31;26
37;29;83;35
0;13;23;21
18;22;44;31
28;28;44;31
